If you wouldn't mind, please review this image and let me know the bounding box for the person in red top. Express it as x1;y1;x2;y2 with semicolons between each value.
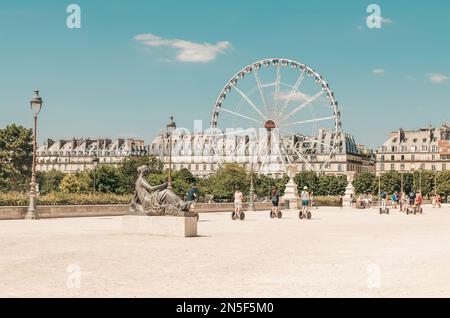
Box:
415;191;423;209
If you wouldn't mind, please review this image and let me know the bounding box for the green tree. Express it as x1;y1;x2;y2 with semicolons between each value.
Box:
353;172;376;194
92;165;122;193
294;171;318;193
172;168;197;198
117;156;163;194
412;170;435;197
37;170;65;194
0;124;33;192
436;171;450;199
202;163;248;201
60;174;82;193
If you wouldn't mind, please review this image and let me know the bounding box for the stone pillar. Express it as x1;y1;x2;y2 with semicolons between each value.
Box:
282;166;299;210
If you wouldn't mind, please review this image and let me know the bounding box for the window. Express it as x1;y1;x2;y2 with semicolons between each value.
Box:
432;155;436;160
391;146;397;152
432;145;438;152
411;155;415;161
411;146;417;152
432;165;436;171
391;164;395;171
443;164;447;171
401;155;405;161
380;164;385;171
421;145;428;152
381;155;385;161
391;155;395;161
401;146;407;152
400;164;405;171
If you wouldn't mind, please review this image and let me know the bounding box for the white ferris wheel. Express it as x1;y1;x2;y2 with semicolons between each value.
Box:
209;58;342;176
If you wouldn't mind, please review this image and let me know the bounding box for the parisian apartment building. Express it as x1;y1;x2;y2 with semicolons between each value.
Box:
36;138;147;173
376;124;450;175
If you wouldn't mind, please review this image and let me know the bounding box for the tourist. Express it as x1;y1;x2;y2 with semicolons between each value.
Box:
301;186;310;215
186;184;198;212
415;191;423;210
234;188;243;219
380;190;388;210
436;193;442;208
408;190;416;210
401;192;408;212
271;187;280;216
391;192;398;209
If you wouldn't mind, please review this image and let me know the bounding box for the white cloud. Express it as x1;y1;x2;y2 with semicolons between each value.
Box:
134;33;232;63
373;69;386;75
427;73;449;84
276;91;311;103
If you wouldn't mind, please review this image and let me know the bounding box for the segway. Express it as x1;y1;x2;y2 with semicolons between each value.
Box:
270;209;282;219
299;209;312;220
232;211;245;221
379;205;390;214
414;205;423;214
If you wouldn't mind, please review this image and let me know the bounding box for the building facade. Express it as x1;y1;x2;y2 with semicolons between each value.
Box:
148;124;375;179
376;124;450;175
36;138;147;173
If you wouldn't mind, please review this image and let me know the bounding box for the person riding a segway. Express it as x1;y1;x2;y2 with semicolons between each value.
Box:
406;190;416;214
299;186;312;219
414;191;423;214
379;189;389;214
232;188;245;221
270;187;282;219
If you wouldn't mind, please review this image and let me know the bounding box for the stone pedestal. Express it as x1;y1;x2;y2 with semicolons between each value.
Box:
343;182;355;208
282;178;299;210
122;215;197;237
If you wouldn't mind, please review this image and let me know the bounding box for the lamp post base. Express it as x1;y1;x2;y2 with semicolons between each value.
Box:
24;211;36;220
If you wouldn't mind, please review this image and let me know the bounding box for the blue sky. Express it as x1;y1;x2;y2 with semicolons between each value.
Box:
1;0;449;148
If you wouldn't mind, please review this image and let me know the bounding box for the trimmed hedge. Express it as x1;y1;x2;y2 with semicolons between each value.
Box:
0;192;132;206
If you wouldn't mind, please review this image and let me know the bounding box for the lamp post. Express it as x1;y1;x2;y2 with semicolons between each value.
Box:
166;116;176;190
25;89;43;220
249;162;255;211
92;157;99;192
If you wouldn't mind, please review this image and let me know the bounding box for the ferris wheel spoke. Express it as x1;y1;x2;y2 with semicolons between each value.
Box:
280;90;324;122
279;127;335;149
220;108;264;125
272;133;288;173
274;65;281;110
281;138;315;171
283;116;335;127
276;69;306;119
230;83;268;121
253;69;271;117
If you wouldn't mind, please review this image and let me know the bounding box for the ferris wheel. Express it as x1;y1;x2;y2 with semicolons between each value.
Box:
209;58;342;175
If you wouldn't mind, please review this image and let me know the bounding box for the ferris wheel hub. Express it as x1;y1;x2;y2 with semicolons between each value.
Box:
264;119;276;131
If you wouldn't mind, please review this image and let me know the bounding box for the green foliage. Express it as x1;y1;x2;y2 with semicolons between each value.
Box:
202;163;249;201
117;156;163;194
0;124;33;192
412;170;435;196
37;170;65;194
0;192;132;206
294;171;319;193
172;168;196;198
93;165;121;193
353;172;376;194
436;171;450;197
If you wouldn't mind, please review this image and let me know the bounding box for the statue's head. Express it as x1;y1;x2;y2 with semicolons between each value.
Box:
137;165;149;175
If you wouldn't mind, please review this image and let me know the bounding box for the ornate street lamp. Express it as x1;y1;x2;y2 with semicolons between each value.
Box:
166;116;176;190
248;162;255;211
92;156;100;192
25;89;43;220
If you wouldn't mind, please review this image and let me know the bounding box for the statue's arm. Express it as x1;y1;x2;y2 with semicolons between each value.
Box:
141;179;167;192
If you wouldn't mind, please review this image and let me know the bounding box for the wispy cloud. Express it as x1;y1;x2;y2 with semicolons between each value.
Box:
276;91;311;103
134;33;232;63
427;73;449;84
373;69;386;75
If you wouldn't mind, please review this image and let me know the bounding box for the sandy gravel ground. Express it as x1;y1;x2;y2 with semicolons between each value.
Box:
1;205;450;298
